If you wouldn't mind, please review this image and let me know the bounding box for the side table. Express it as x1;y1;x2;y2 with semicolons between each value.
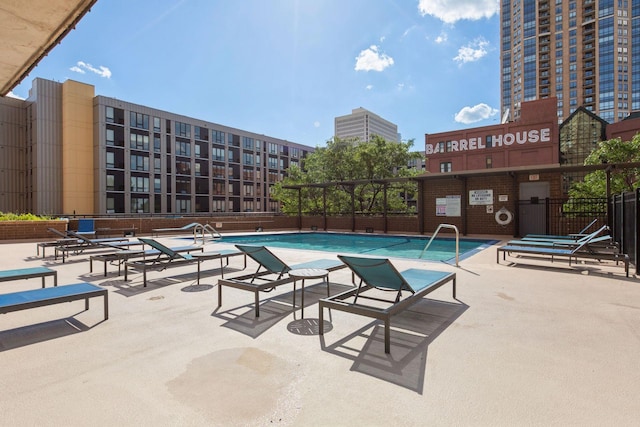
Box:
288;268;329;318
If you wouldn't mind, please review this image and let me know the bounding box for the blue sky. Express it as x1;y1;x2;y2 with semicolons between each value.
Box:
9;0;501;149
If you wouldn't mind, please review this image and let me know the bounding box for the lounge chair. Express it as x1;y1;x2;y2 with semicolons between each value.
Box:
506;225;616;250
318;255;457;354
0;282;108;322
89;244;206;277
523;218;598;241
497;232;630;277
217;244;346;317
54;231;144;263
124;237;243;287
152;222;200;236
76;218;96;236
0;266;57;288
37;227;128;257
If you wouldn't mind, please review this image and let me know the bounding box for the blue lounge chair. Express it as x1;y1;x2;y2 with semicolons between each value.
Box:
318;255;456;354
523;218;598;241
506;225;613;249
497;231;630;277
217;245;346;317
76;218;96;236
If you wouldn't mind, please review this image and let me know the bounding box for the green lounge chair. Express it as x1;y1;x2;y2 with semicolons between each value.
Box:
217;245;346;317
54;231;143;262
506;225;614;249
124;237;242;287
318;255;456;354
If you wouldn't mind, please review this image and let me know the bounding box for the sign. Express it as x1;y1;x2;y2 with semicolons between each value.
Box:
469;189;494;205
426;127;551;154
499;195;509;202
529;174;540;181
436;195;461;217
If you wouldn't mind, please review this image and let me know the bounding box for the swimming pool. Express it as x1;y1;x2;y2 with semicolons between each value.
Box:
216;232;497;263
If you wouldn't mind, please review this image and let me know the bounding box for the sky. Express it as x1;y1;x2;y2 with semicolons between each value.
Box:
9;0;501;150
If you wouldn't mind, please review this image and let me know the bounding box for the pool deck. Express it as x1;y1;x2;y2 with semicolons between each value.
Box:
1;234;639;426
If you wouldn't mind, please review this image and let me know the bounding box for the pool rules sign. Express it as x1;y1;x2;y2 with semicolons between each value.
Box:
436;195;461;217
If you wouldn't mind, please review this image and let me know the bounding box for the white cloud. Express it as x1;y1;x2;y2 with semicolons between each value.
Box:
435;31;448;44
454;103;499;124
70;61;112;78
354;45;394;72
313;121;320;128
418;0;499;24
454;38;489;64
6;91;25;100
366;84;373;90
397;83;405;91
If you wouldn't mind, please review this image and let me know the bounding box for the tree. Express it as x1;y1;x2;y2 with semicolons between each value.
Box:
271;136;423;215
567;135;640;199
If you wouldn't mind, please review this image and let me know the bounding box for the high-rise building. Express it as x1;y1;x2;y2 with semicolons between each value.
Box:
500;0;640;124
0;78;313;215
334;107;399;142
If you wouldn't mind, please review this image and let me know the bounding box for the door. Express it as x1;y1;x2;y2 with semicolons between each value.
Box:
519;182;550;236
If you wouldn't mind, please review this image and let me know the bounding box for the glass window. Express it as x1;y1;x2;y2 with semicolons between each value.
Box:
153;117;161;132
130;112;149;130
440;161;452;172
175;121;191;138
106;129;115;146
130;154;149;171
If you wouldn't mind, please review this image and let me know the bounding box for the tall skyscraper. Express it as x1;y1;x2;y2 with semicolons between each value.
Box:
500;0;640;124
334;107;399;142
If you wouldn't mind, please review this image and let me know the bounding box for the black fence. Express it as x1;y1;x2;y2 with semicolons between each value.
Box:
612;189;639;275
517;198;607;237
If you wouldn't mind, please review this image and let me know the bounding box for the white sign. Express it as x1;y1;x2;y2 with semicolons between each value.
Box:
436;195;461;217
469;189;494;205
426;127;551;154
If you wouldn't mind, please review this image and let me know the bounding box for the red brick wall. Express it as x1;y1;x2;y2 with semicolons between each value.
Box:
0;220;68;241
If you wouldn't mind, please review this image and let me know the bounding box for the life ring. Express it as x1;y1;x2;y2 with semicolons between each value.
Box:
495;207;513;226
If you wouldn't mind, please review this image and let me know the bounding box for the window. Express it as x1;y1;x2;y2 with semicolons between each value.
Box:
106;107;115;123
440;162;452;172
130;154;149;171
106;174;115;191
130;132;149;151
106;129;115;146
130;112;149;129
486;157;492;169
154;135;161;152
131;196;149;213
175;139;191;157
194;126;208;141
176;160;191;175
175;121;190;138
212;147;225;161
130;176;150;193
243;137;254;150
212;130;225;144
106;152;115;168
176;198;191;213
154;178;161;193
153;117;161;132
243;153;253;165
154;157;161;173
244;184;254;196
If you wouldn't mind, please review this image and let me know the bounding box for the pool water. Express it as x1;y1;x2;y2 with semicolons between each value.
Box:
217;232;497;263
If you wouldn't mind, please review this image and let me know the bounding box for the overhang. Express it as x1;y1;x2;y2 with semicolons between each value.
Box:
0;0;97;96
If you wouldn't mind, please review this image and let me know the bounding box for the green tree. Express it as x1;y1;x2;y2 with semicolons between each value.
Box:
271;136;423;215
568;135;640;199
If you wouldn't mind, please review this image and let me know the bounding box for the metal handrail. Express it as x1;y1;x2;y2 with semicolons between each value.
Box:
419;223;459;266
193;223;222;244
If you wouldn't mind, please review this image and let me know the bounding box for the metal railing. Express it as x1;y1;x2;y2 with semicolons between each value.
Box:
419;223;459;266
193;223;222;245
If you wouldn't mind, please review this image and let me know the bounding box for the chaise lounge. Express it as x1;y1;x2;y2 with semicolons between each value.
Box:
318;255;457;354
217;245;346;317
124;237;243;287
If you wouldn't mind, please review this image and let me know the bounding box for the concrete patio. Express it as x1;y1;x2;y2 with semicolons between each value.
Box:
1;234;639;426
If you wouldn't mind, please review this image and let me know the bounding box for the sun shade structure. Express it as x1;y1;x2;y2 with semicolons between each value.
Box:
0;0;97;96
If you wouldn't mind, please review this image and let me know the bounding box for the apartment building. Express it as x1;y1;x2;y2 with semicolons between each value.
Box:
334;107;399;142
0;78;313;215
501;0;640;124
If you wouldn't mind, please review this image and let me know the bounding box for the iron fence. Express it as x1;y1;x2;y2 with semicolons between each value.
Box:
612;189;639;275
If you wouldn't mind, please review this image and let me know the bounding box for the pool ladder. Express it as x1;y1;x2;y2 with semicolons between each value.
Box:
193;223;222;244
419;224;459;266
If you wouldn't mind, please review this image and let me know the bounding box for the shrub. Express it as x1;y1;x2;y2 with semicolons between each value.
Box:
0;212;54;221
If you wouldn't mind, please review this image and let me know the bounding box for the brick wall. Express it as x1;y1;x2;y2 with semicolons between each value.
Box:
0;220;68;241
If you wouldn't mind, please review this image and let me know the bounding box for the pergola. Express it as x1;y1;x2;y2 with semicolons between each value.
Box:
283;162;640;234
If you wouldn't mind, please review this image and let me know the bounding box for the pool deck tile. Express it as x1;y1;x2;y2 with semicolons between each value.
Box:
0;234;639;426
